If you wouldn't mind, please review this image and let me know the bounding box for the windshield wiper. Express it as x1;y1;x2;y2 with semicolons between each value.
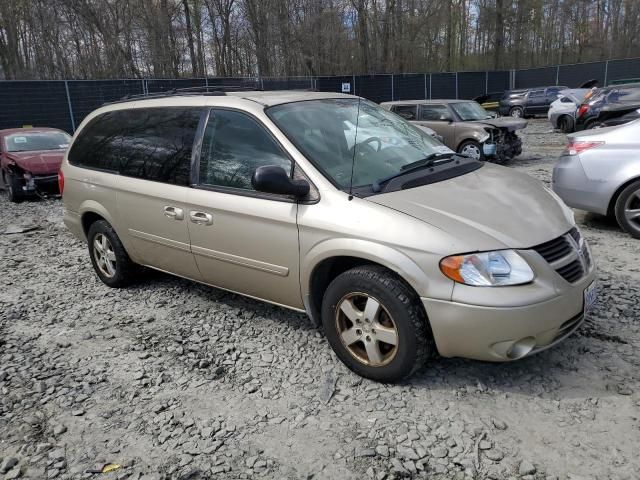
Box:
372;153;455;193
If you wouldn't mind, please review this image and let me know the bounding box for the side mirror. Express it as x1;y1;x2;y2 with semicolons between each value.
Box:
251;165;310;198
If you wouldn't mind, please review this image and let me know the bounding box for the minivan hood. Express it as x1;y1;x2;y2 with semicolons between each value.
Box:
368;163;573;250
5;150;64;175
467;117;527;131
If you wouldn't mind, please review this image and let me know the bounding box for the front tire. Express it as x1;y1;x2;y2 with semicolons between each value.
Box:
87;220;136;287
457;140;484;161
5;172;22;203
509;106;524;118
614;180;640;239
321;265;433;382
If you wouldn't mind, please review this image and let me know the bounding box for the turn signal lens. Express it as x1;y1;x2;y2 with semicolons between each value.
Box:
440;250;534;286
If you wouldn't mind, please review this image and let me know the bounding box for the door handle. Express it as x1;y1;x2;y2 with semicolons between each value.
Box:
164;206;184;220
189;211;213;225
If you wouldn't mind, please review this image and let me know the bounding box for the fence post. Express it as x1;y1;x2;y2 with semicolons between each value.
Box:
424;73;427;99
555;65;560;85
604;60;609;86
352;74;356;95
391;74;394;101
429;74;432;99
455;72;459;98
485;71;488;94
64;80;76;132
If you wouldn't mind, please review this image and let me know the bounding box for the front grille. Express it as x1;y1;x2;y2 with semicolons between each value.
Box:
532;227;591;283
556;259;584;283
532;235;573;263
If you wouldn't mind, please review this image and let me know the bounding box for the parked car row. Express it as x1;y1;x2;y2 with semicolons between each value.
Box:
547;82;640;133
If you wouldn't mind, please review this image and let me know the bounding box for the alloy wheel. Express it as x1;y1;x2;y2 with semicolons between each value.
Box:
460;144;481;160
93;233;117;278
510;108;523;118
335;292;399;366
624;189;640;229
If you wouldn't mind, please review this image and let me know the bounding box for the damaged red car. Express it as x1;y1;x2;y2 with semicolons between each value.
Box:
0;127;71;202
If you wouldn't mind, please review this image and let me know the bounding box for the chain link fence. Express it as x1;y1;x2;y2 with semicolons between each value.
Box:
1;58;639;133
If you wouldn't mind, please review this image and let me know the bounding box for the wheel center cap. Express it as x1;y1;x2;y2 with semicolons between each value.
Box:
363;324;372;333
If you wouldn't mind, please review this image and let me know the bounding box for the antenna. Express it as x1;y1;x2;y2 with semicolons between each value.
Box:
348;97;362;200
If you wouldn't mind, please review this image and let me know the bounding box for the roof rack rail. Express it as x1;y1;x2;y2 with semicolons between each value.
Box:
103;84;262;106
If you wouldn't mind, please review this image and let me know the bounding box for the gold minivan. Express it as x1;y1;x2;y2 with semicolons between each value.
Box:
61;90;597;382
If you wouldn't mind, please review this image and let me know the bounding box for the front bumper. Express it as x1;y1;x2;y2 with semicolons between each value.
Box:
422;265;596;361
20;174;60;196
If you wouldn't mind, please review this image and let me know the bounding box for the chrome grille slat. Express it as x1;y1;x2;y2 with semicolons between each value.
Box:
532;227;590;284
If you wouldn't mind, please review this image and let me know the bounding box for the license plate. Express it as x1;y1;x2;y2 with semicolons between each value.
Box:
584;281;597;314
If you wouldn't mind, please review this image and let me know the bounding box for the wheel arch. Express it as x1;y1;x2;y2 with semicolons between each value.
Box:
607;175;640;217
78;200;120;239
303;240;432;325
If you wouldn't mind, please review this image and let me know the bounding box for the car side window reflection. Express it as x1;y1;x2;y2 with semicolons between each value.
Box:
392;105;417;120
419;105;450;121
199;110;292;191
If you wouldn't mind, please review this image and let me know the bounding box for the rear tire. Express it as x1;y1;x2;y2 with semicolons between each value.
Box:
87;220;137;287
614;180;640;239
558;115;574;133
584;119;599;130
321;265;434;383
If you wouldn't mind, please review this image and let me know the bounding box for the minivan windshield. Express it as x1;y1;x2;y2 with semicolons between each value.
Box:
450;102;493;121
267;99;456;192
5;131;71;152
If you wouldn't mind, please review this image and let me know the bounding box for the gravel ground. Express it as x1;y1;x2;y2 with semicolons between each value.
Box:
1;119;639;480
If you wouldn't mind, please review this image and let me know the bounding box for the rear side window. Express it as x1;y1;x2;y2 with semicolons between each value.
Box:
419;105;450;121
68;107;201;186
528;90;545;98
198;109;291;191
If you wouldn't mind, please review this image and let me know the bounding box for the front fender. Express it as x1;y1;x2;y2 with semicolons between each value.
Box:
301;237;433;299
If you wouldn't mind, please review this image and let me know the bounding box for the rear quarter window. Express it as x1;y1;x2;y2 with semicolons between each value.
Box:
68;107;202;186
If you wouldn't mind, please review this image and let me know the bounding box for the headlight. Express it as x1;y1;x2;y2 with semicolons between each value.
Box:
440;250;534;286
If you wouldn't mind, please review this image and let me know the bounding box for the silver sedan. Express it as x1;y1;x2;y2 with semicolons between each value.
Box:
553;119;640;238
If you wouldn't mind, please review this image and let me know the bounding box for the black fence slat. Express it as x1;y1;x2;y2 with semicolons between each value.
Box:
487;71;510;93
393;74;427;100
558;62;607;88
68;80;144;129
457;72;486;99
0;81;73;132
316;75;354;95
430;73;456;99
514;67;557;89
354;75;392;103
605;58;640;84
